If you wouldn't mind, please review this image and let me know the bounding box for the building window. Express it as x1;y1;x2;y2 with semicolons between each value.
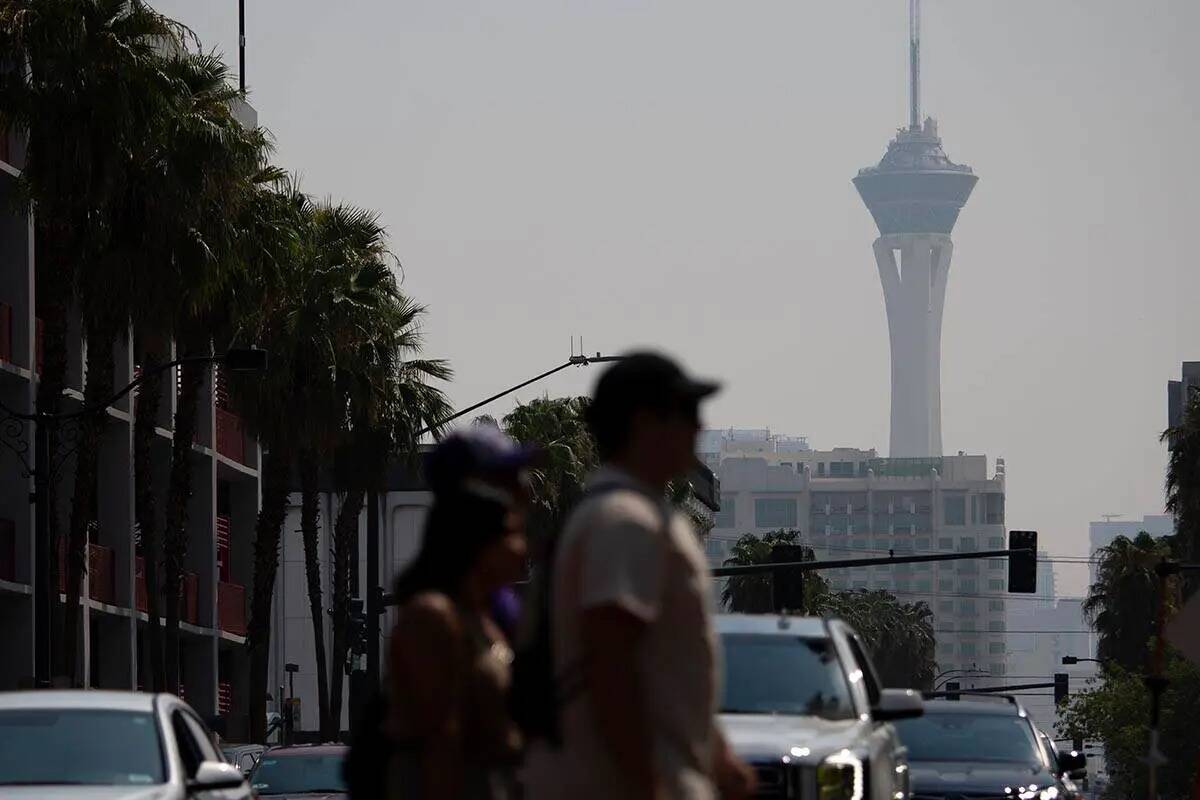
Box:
971;495;978;524
988;579;1005;592
989;599;1005;612
943;495;966;525
938;620;955;632
989;641;1005;655
873;538;890;551
985;493;1005;525
959;600;976;615
705;538;726;558
960;642;976;657
988;536;1004;549
938;537;954;550
989;662;1006;676
714;496;736;529
915;537;931;551
916;579;932;592
817;462;826;477
851;538;868;550
895;579;911;593
914;562;931;572
988;620;1005;632
938;642;955;655
830;461;855;477
960;579;977;593
938;579;954;592
958;536;975;551
988;559;1004;571
754;498;797;528
937;600;954;613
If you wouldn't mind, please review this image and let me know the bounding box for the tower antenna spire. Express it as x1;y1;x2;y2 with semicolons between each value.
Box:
909;0;921;129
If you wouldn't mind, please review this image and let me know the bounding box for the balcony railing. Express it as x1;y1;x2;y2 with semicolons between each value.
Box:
218;581;246;635
0;302;12;363
216;515;231;583
34;318;44;374
215;408;245;463
218;680;233;715
0;518;14;582
87;543;115;605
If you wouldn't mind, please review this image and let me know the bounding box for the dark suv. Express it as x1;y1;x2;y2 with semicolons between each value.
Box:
892;696;1085;800
248;744;349;799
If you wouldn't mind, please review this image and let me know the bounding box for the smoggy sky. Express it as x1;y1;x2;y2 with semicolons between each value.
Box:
156;0;1200;594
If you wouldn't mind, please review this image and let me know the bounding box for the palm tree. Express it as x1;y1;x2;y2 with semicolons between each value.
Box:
1163;388;1200;598
818;590;936;689
720;530;828;614
1084;532;1180;672
1;0;185;684
502;396;598;550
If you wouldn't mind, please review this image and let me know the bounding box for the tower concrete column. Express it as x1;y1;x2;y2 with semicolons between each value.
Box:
873;234;953;457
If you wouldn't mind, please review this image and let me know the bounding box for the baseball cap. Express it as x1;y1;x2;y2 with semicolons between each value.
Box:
424;426;540;496
589;351;720;425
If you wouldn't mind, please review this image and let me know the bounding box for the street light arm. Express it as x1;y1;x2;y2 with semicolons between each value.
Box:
0;349;265;424
414;354;623;437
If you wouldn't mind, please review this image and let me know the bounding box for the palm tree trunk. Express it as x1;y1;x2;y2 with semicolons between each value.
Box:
248;440;293;743
34;232;71;683
63;320;117;686
134;348;165;691
299;450;333;739
163;336;205;695
327;487;364;737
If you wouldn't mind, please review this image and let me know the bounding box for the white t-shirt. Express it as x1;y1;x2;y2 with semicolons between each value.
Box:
523;468;719;799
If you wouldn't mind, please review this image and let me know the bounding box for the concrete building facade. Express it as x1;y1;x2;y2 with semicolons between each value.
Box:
704;439;1009;680
0;105;260;735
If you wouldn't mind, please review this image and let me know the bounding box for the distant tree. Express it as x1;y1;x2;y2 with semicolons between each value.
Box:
720;530;827;614
1059;652;1200;800
1083;532;1180;672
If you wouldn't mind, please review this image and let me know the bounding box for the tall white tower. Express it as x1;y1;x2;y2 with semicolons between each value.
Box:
853;0;977;458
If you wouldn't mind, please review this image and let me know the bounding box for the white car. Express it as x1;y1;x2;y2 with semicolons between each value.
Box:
0;690;249;799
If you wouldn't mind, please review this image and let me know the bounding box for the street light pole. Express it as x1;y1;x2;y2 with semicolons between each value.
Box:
0;348;267;688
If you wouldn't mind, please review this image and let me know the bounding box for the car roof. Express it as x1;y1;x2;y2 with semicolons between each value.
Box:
264;744;348;756
0;690;160;712
921;698;1029;716
715;613;829;637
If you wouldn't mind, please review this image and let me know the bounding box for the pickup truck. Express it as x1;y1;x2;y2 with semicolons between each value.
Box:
717;614;924;800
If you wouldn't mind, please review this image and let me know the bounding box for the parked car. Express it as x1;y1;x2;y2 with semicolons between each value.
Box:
247;744;349;799
222;744;267;776
716;614;924;800
0;689;249;799
892;695;1086;800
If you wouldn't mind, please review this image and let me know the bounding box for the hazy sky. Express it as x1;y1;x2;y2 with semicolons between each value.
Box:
159;0;1200;594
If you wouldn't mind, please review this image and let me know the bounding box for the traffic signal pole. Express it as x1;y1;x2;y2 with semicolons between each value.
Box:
710;546;1031;578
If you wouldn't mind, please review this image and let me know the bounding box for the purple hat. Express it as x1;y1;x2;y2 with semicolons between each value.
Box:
425;426;539;496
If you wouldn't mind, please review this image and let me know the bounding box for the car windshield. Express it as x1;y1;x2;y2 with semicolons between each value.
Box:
894;711;1046;766
251;753;348;795
720;633;855;720
0;708;164;786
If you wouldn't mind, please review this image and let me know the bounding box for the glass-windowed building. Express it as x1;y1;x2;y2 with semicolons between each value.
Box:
705;445;1009;682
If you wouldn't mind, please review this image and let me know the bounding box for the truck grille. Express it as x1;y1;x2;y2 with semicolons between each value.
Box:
753;762;813;799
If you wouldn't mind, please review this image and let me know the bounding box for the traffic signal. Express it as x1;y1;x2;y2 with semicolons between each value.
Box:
1054;672;1069;705
771;544;810;613
1008;530;1038;593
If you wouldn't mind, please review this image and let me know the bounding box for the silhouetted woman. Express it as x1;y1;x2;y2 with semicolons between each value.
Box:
387;483;527;800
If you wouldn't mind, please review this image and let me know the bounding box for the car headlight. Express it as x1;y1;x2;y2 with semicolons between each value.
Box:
818;749;864;800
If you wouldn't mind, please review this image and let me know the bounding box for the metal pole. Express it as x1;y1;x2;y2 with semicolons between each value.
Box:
365;490;380;688
238;0;246;94
33;417;50;687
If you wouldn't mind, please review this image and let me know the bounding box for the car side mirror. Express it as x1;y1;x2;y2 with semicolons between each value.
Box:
1057;749;1087;777
189;761;246;793
873;688;925;722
